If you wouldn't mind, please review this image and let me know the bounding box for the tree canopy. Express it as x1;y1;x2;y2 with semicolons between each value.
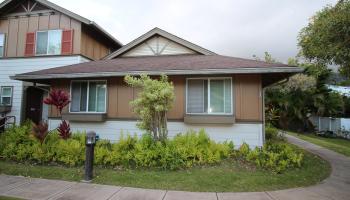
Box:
298;0;350;78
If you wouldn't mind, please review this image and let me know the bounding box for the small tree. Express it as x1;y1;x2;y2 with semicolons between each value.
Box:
124;74;175;141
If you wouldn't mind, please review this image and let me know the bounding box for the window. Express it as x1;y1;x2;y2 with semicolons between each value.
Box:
0;33;5;57
1;86;13;106
186;78;232;114
36;30;62;55
70;81;107;113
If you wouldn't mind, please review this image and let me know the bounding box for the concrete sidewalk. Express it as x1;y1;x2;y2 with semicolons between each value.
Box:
1;134;349;200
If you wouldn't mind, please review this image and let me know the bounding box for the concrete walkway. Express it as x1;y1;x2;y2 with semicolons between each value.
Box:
0;134;349;200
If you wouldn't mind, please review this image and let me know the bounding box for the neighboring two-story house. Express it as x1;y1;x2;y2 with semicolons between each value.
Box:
0;0;122;125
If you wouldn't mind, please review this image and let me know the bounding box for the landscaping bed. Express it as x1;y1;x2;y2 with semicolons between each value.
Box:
0;124;331;192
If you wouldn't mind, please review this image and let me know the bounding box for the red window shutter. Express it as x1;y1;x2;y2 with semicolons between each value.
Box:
24;32;35;56
61;30;74;55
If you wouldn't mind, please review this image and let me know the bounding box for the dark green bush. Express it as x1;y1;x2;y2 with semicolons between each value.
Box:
236;142;304;173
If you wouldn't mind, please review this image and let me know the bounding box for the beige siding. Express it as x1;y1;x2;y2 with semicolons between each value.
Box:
7;18;19;57
48;14;60;29
17;17;29;56
49;75;263;122
38;15;49;30
80;30;110;60
28;16;39;32
235;74;263;122
168;76;185;119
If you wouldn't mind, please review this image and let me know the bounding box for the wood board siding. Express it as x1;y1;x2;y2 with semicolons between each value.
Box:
0;13;82;57
235;74;263;122
49;75;263;122
80;30;110;60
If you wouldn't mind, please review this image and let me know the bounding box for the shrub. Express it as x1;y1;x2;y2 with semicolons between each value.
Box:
1;125;233;170
265;125;285;141
55;138;85;166
235;142;304;173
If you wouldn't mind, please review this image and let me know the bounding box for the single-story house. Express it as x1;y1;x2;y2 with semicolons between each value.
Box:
12;27;303;147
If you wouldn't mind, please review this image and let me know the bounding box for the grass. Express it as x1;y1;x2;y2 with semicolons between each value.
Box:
0;196;23;200
0;144;331;192
288;132;350;157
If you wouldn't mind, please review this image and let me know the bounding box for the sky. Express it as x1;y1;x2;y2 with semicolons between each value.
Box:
6;0;339;63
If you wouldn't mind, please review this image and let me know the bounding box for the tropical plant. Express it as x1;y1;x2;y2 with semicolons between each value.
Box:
124;74;175;141
32;122;49;144
43;89;72;139
57;120;71;140
43;89;70;115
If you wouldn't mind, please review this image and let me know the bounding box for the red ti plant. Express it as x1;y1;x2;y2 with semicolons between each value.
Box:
44;89;70;115
57;120;71;140
32;122;49;145
44;88;72;140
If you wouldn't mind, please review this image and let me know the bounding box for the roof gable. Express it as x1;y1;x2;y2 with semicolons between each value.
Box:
105;27;216;59
1;0;51;16
121;35;197;57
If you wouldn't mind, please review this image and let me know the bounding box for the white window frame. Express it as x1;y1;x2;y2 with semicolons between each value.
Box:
35;29;62;56
0;86;13;106
186;77;233;115
69;80;108;114
0;33;5;57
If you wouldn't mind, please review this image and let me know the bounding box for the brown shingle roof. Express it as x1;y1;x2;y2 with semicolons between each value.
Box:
20;55;299;76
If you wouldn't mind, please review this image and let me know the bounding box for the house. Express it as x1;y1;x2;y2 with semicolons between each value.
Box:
12;27;303;147
0;0;122;126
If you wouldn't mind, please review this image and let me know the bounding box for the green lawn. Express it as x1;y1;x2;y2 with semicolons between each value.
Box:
288;132;350;157
0;145;330;192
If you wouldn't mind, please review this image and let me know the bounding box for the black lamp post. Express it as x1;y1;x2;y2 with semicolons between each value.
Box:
84;131;96;182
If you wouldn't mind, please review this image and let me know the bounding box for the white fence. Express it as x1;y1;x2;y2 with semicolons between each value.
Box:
310;116;350;139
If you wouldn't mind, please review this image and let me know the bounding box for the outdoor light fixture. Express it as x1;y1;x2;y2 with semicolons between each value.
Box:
86;132;96;145
84;131;96;182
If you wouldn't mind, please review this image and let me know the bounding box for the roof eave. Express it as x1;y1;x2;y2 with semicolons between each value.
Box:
11;67;304;81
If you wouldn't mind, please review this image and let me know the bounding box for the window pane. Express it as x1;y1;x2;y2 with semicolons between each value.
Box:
187;79;205;113
36;32;48;54
48;30;62;54
71;82;81;112
210;80;224;113
224;79;232;113
96;83;106;112
88;82;97;111
0;34;4;57
2;87;11;96
2;97;11;105
0;34;4;46
80;82;87;111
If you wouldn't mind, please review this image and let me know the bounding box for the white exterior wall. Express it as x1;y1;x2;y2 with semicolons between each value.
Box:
0;56;90;124
48;119;264;147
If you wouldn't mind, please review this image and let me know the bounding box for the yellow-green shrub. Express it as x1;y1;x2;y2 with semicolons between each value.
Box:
236;141;304;173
